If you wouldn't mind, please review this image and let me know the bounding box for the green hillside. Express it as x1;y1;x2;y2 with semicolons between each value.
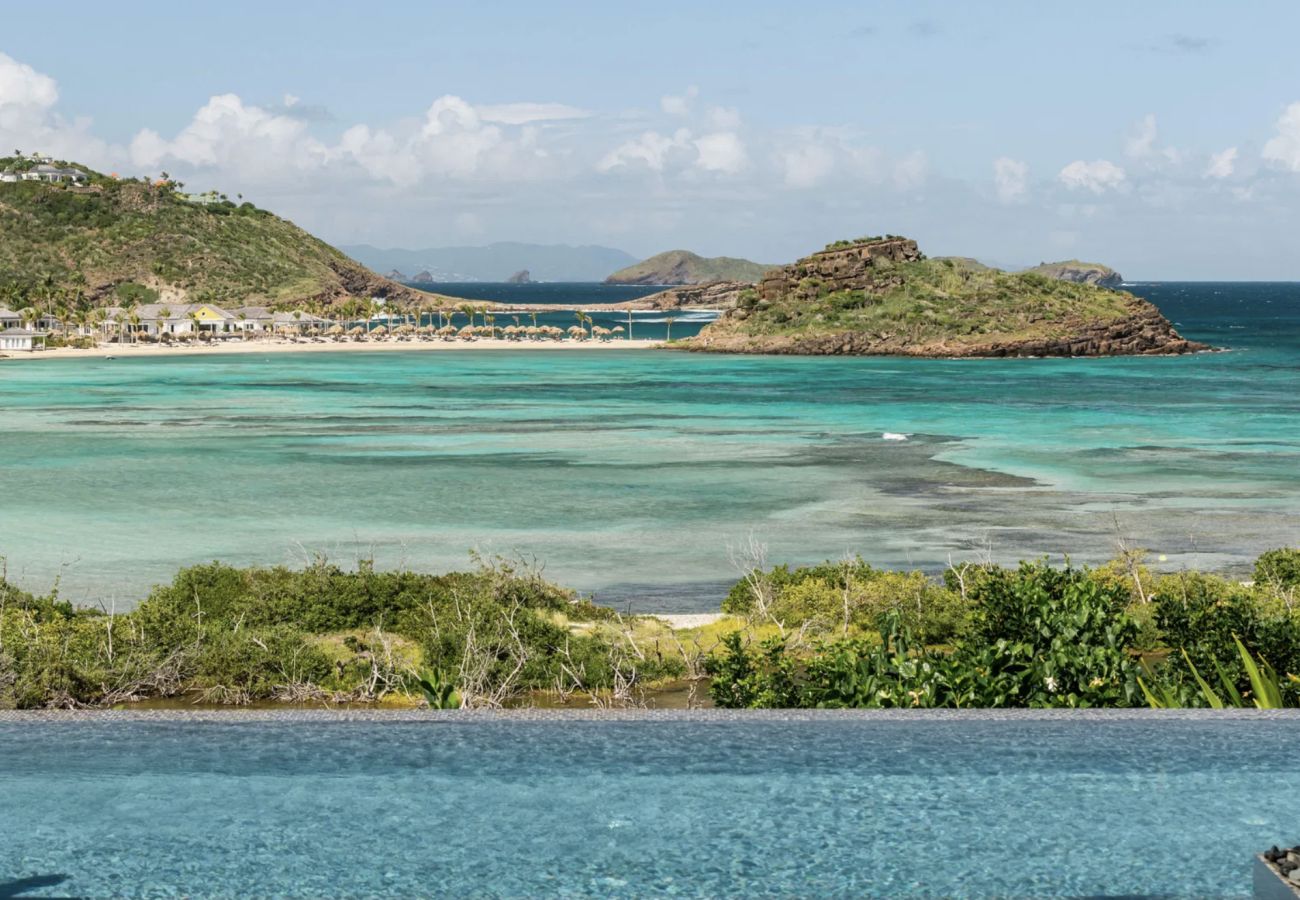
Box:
605;249;774;285
0;157;424;312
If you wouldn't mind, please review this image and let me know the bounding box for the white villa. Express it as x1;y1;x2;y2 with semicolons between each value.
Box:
230;306;332;332
1;156;89;184
0;328;45;352
100;303;237;337
0;307;20;328
97;303;334;339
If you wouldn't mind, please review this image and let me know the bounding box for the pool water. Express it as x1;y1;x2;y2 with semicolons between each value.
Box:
1;713;1296;898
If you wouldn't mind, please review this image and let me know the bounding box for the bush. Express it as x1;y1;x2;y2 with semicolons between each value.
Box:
1255;548;1300;588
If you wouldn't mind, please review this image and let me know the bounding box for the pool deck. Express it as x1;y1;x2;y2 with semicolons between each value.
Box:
4;708;1300;723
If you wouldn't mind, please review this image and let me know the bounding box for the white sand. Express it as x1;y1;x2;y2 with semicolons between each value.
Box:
1;337;665;363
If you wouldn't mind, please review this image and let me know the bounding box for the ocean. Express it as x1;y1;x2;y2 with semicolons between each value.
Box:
0;282;1296;610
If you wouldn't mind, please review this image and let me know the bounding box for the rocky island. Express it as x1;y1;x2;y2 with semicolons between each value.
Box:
1023;259;1124;287
676;236;1205;357
605;249;773;285
505;269;533;284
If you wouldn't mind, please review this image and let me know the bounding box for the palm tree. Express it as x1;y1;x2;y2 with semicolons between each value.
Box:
664;316;677;342
574;310;592;338
627;308;634;341
529;311;539;329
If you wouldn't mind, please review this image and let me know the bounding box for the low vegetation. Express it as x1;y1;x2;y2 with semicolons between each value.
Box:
3;547;1296;711
708;548;1300;708
724;257;1142;348
0;556;685;709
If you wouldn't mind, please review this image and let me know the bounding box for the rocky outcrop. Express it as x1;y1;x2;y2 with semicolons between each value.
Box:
413;270;434;282
384;269;407;281
506;269;533;284
629;280;751;310
756;238;922;303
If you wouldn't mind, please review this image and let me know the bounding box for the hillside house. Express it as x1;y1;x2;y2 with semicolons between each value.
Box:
19;164;88;184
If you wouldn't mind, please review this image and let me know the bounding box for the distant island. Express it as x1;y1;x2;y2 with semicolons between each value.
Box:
342;242;638;282
676;236;1203;357
505;269;533;284
605;249;775;285
1023;260;1124;287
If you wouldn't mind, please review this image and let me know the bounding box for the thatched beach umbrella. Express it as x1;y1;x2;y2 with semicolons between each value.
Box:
592;326;610;341
457;325;475;340
328;324;345;336
567;325;586;340
612;325;625;336
348;325;366;340
438;325;457;340
370;324;389;338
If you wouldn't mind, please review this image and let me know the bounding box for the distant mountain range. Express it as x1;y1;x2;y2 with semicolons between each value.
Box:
340;242;639;283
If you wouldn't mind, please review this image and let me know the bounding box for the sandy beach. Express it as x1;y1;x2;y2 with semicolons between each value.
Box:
0;337;666;363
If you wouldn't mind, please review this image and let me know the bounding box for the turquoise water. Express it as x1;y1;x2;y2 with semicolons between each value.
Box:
1;714;1297;897
0;283;1297;609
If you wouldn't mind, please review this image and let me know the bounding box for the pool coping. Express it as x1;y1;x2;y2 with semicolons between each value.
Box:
3;708;1300;723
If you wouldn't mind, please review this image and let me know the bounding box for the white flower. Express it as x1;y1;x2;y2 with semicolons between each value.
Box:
1045;676;1059;692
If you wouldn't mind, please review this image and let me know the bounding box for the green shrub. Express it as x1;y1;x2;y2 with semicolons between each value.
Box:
1255;548;1300;588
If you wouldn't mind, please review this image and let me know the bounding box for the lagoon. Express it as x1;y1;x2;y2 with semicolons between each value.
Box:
0;282;1297;609
2;711;1297;898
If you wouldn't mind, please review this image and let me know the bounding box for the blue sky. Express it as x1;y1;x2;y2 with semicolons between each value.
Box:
4;1;1300;277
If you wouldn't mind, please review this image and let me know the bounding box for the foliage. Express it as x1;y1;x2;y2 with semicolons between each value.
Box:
1255;548;1300;589
0;558;645;709
722;557;969;645
710;562;1143;709
409;669;460;709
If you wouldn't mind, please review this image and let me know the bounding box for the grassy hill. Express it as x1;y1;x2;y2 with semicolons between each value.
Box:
604;249;774;285
681;237;1202;357
0;157;428;313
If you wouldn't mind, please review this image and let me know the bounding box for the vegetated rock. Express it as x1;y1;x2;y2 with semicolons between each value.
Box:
604;250;773;285
755;237;923;304
678;235;1208;358
505;269;533;284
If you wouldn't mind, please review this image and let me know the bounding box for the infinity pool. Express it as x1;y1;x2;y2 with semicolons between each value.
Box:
1;712;1296;898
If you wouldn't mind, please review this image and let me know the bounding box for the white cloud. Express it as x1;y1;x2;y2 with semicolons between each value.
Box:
660;86;699;116
1262;102;1300;171
0;51;110;164
476;102;591;125
1057;159;1126;193
777;141;836;188
693;131;747;174
993;156;1028;203
597;128;691;173
892;150;927;190
708;106;742;129
130;93;323;173
1125;113;1158;159
1204;146;1237;179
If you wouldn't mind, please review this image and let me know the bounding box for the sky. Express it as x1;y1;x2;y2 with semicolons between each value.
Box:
3;1;1300;278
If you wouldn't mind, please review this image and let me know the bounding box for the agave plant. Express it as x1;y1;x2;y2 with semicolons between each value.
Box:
409;669;460;710
1140;637;1291;709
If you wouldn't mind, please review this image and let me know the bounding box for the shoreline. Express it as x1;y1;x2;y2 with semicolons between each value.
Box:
0;337;665;362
